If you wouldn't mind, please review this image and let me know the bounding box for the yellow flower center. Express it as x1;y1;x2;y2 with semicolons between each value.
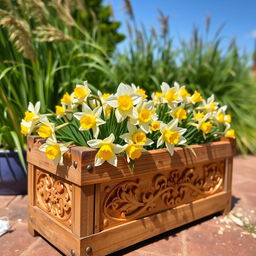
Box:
225;114;231;123
139;108;152;123
200;122;212;134
46;144;60;160
132;131;147;145
80;115;96;130
97;144;114;160
61;92;72;104
104;105;112;118
150;121;160;131
118;95;133;111
155;92;163;98
163;130;180;145
38;125;52;138
194;112;205;121
21;124;29;136
55;105;65;116
74;87;87;99
191;91;203;103
136;88;147;99
165;89;178;103
217;113;225;123
225;129;235;139
209;102;217;112
173;108;187;121
180;87;191;98
127;145;142;160
102;93;110;100
24;111;36;122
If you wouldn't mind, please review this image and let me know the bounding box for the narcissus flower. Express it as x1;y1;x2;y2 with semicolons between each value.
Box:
161;82;180;106
199;121;213;134
87;134;124;167
37;117;55;139
150;121;161;131
189;90;203;104
73;81;91;104
61;92;72;105
120;123;153;146
130;101;157;133
106;83;141;122
225;129;235;139
98;91;112;119
198;95;218;113
151;91;163;105
170;106;187;121
74;104;105;138
179;86;191;99
39;138;69;165
132;84;147;99
194;111;205;121
157;119;187;155
124;141;145;162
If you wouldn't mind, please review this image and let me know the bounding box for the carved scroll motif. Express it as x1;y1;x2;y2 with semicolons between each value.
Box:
35;169;72;227
103;161;225;223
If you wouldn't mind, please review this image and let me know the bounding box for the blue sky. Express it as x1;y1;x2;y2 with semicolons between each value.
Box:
105;0;256;55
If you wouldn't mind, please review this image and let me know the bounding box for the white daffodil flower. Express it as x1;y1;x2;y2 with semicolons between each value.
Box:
37;116;56;139
120;123;153;146
72;81;91;104
39;138;69;165
97;90;113;119
197;94;218;114
87;134;124;167
190;113;213;136
106;83;141;122
161;82;181;106
124;141;145;163
188;90;203;104
20;101;41;135
214;105;231;125
131;83;147;99
73;104;105;138
169;104;188;122
157;119;187;156
151;91;163;105
178;85;191;103
129;100;157;133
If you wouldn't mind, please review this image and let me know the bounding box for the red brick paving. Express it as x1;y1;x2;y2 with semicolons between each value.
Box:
0;156;255;256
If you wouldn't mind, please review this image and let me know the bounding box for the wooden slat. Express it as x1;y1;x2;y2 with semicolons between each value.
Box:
72;185;95;236
29;206;81;256
81;191;230;256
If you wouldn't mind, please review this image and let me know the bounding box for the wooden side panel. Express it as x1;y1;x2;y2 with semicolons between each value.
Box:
97;159;226;230
81;192;230;256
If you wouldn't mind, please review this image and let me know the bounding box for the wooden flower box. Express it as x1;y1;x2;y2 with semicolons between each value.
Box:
27;135;235;256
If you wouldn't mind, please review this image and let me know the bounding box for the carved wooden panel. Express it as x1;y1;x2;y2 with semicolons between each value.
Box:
100;160;225;230
35;168;72;228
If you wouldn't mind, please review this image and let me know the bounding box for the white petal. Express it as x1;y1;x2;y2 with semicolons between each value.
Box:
166;143;174;156
117;83;130;95
104;134;115;143
82;103;93;113
115;109;123;123
107;155;118;167
106;96;118;108
178;137;187;145
92;126;99;138
145;138;153;146
73;112;84;120
120;133;130;143
39;143;47;152
157;136;164;147
114;144;125;153
35;101;41;113
161;82;170;93
95;155;104;166
28;102;34;112
87;139;101;148
132;95;142;105
94;106;102;117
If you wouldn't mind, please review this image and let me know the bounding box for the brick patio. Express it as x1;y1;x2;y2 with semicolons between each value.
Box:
0;156;255;256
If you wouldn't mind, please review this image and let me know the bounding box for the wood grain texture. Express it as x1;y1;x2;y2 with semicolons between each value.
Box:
27;136;234;186
81;192;230;256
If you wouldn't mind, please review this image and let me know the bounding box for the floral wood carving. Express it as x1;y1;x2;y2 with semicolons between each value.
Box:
35;169;72;227
103;161;225;223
